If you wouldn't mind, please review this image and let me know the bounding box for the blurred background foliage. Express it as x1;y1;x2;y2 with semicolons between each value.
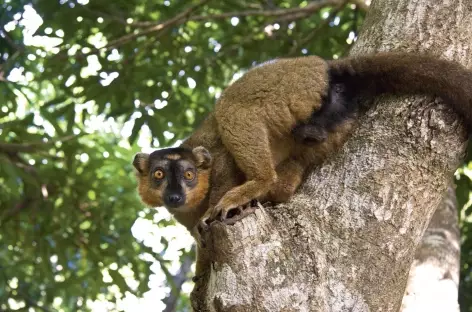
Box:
0;0;470;311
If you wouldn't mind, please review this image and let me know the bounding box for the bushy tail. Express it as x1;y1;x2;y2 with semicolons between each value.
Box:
328;52;472;124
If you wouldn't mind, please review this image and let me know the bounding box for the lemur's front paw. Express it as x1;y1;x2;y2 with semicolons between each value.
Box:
205;199;259;225
195;200;260;245
221;200;259;225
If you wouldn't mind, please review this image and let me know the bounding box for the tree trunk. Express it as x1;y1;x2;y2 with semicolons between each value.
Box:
191;0;472;310
401;185;461;312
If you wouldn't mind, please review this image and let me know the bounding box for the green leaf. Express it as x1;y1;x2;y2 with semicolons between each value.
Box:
129;117;145;145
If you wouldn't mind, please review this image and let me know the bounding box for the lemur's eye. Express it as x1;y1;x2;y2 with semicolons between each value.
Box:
154;169;165;180
184;170;195;181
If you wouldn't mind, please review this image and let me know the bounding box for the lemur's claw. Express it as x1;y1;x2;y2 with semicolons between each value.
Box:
195;200;260;245
222;200;259;225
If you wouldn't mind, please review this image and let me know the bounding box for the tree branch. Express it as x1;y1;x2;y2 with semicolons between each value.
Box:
154;253;179;293
401;185;461;311
190;0;346;21
0;135;80;154
110;0;369;28
102;0;211;51
91;0;369;53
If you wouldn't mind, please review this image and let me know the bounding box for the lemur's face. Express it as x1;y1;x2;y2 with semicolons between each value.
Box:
133;147;212;212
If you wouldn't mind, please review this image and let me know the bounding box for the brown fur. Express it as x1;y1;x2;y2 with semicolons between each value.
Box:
202;53;472;224
165;154;181;160
328;52;472;123
136;175;165;207
134;157;165;208
173;168;211;229
134;52;472;237
133;148;212;230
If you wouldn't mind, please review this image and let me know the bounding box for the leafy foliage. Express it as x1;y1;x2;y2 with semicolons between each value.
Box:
1;0;471;311
456;147;472;312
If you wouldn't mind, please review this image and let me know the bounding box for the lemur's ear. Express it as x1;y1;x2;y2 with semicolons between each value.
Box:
133;153;150;174
192;146;212;169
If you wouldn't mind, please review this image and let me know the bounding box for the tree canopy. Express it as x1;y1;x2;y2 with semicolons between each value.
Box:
0;0;471;311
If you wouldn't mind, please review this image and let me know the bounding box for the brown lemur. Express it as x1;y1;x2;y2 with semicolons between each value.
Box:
133;53;472;246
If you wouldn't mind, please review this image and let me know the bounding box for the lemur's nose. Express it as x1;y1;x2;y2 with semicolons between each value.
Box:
166;194;183;207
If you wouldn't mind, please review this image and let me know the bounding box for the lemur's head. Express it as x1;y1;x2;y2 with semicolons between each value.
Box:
133;146;212;212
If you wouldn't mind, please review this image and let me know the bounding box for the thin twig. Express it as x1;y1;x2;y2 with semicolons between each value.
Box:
288;1;349;56
162;247;195;312
154;253;179;293
77;2;133;26
0;26;24;53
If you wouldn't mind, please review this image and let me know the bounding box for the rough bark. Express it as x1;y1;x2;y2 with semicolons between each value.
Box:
191;0;472;311
401;185;461;312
